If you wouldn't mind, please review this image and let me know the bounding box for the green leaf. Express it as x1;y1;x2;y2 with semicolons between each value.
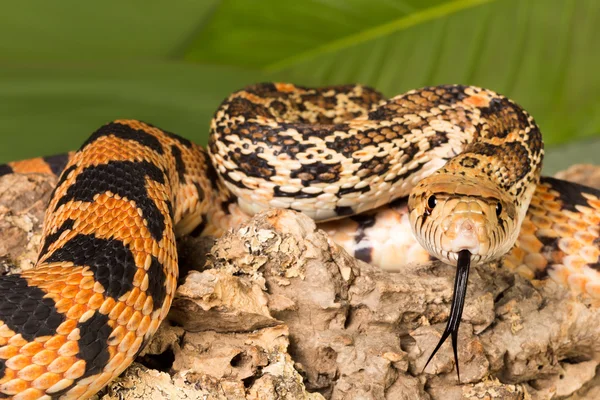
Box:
0;62;264;163
187;0;492;69
187;0;600;146
0;0;218;61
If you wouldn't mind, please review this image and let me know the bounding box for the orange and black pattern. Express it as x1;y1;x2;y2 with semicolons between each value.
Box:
0;120;228;399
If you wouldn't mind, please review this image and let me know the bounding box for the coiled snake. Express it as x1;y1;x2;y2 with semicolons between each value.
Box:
0;83;598;398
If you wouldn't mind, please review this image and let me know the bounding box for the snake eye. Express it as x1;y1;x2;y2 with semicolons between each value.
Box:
496;202;502;217
427;195;437;210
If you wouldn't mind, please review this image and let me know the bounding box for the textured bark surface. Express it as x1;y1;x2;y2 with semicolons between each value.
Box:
0;164;599;400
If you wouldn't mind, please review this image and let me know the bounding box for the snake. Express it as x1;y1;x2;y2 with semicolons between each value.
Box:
0;83;598;398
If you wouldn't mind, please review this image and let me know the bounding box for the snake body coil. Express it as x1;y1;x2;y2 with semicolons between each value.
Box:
0;83;598;398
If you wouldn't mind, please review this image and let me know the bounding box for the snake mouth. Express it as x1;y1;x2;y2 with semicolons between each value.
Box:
440;249;482;266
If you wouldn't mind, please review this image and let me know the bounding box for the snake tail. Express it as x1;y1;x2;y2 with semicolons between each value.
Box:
422;249;471;381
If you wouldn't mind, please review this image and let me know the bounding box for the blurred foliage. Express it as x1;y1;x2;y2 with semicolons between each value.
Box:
0;0;598;166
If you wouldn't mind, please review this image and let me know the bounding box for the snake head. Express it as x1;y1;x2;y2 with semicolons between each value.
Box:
408;173;519;266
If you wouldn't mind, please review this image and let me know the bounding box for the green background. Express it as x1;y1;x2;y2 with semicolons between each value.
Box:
0;0;598;173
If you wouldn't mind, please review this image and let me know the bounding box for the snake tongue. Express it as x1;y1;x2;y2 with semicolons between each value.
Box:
422;249;472;382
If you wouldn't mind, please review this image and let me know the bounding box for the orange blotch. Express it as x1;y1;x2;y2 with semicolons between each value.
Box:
57;341;79;358
13;387;44;400
9;158;53;175
117;332;136;354
64;359;86;380
274;83;296;92
0;345;20;359
56;320;78;336
5;355;31;371
0;378;29;395
47;356;77;374
127;337;144;358
44;335;67;351
31;349;57;366
117;307;134;326
107;325;126;346
7;336;28;347
17;363;45;381
463;95;489;107
46;378;75;395
66;303;87;320
108;302;126;320
31;372;62;390
126;311;143;332
104;351;126;373
18;342;44;357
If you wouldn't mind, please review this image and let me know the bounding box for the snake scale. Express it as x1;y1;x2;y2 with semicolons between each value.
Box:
0;83;598;398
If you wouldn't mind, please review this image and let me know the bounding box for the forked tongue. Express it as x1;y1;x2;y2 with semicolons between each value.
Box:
422;249;471;381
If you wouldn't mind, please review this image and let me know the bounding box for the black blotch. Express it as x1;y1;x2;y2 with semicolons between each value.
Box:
227;151;276;182
77;312;112;378
55;161;166;241
43;154;71;176
351;214;377;264
459;157;479;168
146;256;167;311
351;214;377;238
46;234;136;300
193;181;205;202
388;142;423;184
163;130;193;148
539;235;558;248
204;161;221;191
0;164;12;177
220;195;237;214
290;161;341;185
166;199;174;221
170;145;187;182
354;246;373;264
39;218;75;258
338;184;371;196
428;132;450;148
480;97;530;129
534;268;549;280
0;360;4;387
0;275;65;341
541;177;599;213
189;216;207;238
527;126;543;154
269;100;288;116
224;97;274;120
48;164;78;206
335;206;354;217
389;197;408;209
55;164;77;190
273;186;320;199
81;122;164;154
48;384;75;398
243;83;279;97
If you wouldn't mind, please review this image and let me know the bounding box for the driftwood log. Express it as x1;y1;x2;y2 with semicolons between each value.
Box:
0;164;599;400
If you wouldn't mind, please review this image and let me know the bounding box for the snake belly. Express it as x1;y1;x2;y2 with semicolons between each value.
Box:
0;84;598;398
